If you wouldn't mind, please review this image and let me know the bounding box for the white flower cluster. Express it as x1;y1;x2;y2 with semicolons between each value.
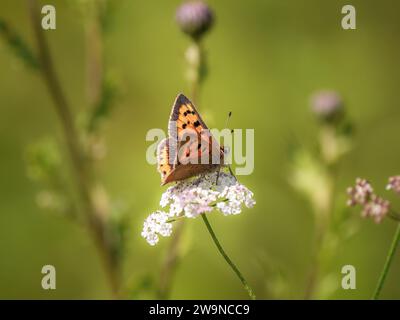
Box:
141;211;173;246
141;171;256;245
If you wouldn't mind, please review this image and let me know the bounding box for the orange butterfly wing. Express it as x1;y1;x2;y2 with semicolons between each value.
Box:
168;94;207;137
157;94;224;185
157;138;174;182
169;94;222;164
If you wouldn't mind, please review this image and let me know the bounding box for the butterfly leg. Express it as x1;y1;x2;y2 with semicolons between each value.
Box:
215;167;221;185
228;165;237;181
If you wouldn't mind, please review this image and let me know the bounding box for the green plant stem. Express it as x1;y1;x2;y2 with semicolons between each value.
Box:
303;222;326;300
373;223;400;300
304;128;339;299
157;38;206;299
85;4;103;109
190;41;200;104
187;40;204;104
158;219;185;299
201;214;256;300
389;210;400;222
28;0;120;298
304;175;334;300
0;18;39;69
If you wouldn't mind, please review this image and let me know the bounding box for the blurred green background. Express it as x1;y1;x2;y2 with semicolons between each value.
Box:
1;0;400;299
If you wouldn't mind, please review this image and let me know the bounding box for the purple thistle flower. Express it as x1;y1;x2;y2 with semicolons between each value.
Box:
387;176;400;195
176;1;214;40
310;90;343;122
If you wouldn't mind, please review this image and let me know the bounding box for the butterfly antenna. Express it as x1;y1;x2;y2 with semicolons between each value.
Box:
224;111;232;129
215;112;232;185
216;111;237;183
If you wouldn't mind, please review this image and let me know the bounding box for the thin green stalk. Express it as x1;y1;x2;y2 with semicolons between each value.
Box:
303;221;327;300
388;210;400;222
157;38;205;299
0;18;39;69
304;124;340;299
28;0;120;298
158;220;185;299
201;214;256;300
303;175;333;299
372;223;400;299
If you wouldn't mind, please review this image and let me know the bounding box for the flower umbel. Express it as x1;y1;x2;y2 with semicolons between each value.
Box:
361;195;390;224
387;176;400;195
346;178;374;206
141;211;173;246
348;175;400;299
142;171;255;245
347;178;390;224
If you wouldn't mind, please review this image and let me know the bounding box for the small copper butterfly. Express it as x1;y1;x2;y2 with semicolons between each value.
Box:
157;94;225;185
